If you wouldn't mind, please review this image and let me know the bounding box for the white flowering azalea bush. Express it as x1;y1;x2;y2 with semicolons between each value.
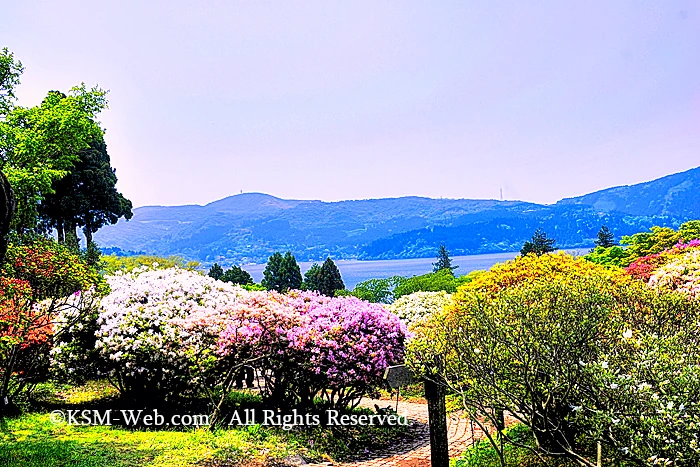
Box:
96;266;247;400
49;287;104;382
387;291;452;327
648;248;700;297
407;253;700;466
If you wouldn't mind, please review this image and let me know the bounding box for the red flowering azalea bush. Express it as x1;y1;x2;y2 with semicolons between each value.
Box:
0;238;104;412
625;238;700;284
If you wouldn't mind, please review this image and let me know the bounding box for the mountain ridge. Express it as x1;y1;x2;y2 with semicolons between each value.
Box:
95;166;700;265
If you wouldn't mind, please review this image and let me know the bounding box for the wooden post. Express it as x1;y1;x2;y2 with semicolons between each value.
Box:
424;378;449;467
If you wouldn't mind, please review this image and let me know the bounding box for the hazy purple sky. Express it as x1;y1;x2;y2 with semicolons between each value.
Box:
3;1;699;207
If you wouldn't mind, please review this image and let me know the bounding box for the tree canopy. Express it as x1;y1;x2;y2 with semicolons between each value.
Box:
39;137;132;245
432;243;458;274
262;251;302;292
1;85;108;233
520;228;556;256
303;257;345;296
594;225;616;248
221;265;253;286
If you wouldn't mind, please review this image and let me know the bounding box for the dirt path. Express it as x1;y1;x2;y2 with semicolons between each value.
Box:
306;399;516;467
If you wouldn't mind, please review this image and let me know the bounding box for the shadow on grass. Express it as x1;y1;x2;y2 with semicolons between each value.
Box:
0;438;159;467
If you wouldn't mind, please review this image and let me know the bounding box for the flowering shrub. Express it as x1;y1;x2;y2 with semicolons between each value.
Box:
387;291;452;327
49;288;104;382
286;296;407;408
459;252;632;296
95;268;408;409
95;266;246;400
215;291;406;409
0;239;104;411
408;251;700;465
623;238;700;285
647;249;700;297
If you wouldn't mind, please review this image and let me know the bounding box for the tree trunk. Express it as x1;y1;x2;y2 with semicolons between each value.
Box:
65;220;80;250
0;170;15;265
57;220;65;244
83;225;93;246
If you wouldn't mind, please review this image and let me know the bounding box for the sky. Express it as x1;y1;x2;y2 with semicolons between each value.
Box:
3;1;699;208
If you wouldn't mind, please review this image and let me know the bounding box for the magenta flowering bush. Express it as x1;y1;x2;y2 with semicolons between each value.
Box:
215;292;407;409
286;296;407;408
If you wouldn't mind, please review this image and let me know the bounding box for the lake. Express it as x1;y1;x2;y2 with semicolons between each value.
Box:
242;248;591;289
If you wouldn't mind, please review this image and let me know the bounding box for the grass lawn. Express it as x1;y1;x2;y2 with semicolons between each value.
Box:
0;380;410;467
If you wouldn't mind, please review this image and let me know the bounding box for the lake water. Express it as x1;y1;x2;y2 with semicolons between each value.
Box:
242;248;591;289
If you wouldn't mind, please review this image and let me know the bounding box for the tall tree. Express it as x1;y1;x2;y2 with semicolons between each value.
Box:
0;48;23;116
262;251;302;292
39;137;132;245
208;263;224;280
1;85;108;233
521;228;556;256
594;225;616;248
303;258;345;296
303;263;322;292
221;265;253;286
0;49;22;264
319;257;345;296
432;243;458;275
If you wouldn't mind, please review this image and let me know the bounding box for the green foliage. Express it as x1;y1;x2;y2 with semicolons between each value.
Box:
80;241;103;269
594;225;616;248
586;220;700;268
409;252;700;465
584;245;629;267
101;254;200;275
38;137;132;245
0;47;23;116
261;251;302;292
349;276;406;304
520;227;556;256
221;265;253;286
393;269;477;299
1;85;108;233
303;257;345;296
207;262;224;280
433;243;458;274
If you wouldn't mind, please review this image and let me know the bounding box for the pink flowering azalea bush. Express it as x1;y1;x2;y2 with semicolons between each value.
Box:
215;291;407;409
286;295;407;408
625;238;700;281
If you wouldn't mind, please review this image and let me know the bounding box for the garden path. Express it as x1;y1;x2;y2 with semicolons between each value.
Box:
305;399;518;467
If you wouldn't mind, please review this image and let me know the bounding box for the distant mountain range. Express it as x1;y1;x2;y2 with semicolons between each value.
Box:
95;166;700;266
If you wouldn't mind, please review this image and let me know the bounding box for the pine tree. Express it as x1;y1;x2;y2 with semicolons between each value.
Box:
302;258;345;296
302;263;322;292
262;251;302;292
520;228;556;256
595;225;616;248
433;243;458;275
221;265;253;286
319;257;345;296
208;263;224;280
